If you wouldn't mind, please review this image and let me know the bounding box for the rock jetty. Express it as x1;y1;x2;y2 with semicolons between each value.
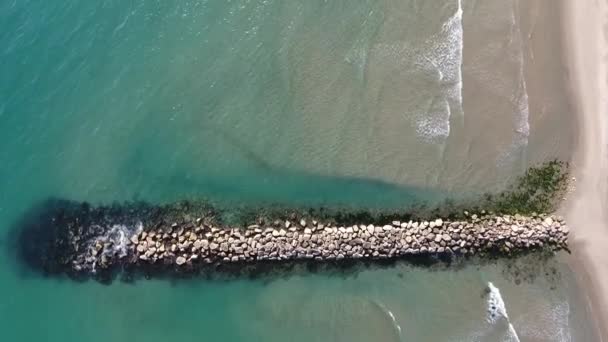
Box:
15;200;569;282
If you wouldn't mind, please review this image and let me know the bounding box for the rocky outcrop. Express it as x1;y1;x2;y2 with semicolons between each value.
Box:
68;212;568;276
14;199;568;282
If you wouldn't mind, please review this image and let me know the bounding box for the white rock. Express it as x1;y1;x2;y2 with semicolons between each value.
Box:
367;225;375;234
176;256;187;265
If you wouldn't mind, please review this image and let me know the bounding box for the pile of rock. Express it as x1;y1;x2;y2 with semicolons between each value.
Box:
75;213;569;272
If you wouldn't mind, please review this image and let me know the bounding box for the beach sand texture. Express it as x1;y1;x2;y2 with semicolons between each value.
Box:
563;0;608;340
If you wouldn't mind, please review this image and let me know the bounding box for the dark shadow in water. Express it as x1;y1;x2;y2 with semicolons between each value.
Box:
5;198;84;278
118;123;447;210
4;197;564;289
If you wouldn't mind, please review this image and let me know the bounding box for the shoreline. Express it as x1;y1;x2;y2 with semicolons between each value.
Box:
561;0;608;340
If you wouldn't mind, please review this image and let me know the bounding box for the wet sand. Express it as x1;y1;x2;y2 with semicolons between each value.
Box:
562;0;608;340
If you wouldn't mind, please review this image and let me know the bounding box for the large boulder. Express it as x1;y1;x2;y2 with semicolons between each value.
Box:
176;256;187;265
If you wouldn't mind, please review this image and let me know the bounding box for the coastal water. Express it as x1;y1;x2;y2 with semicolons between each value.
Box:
0;0;589;341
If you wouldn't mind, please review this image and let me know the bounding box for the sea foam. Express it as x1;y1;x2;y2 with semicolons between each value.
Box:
486;282;521;342
85;222;140;272
362;0;463;144
496;1;531;166
370;300;403;342
413;0;463;143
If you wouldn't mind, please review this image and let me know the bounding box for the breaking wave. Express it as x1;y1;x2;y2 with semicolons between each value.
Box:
85;223;140;273
486;282;521;342
413;0;463;143
370;300;403;342
496;0;531;166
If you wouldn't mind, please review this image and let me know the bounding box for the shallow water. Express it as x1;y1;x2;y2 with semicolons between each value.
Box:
0;253;590;342
0;0;589;341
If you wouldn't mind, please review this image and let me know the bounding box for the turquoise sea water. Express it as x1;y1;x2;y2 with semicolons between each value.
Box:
1;0;449;209
0;0;595;341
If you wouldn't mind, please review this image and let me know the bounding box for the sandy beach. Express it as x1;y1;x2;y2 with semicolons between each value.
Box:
562;0;608;340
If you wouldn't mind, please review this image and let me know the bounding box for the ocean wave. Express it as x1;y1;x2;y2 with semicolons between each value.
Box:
413;0;463;143
85;223;139;273
414;99;451;141
485;282;521;342
494;0;531;167
369;0;463;144
369;300;403;342
515;300;572;342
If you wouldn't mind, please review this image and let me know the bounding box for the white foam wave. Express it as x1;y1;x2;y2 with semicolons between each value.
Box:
515;301;572;342
369;0;463;144
511;3;530;147
371;300;403;341
497;1;530;166
385;307;402;337
84;222;140;273
487;282;521;342
545;301;572;342
443;0;464;108
412;0;463;142
102;223;139;259
415;99;451;142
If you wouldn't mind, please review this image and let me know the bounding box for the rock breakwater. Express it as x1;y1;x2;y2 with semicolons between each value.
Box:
14;200;569;282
